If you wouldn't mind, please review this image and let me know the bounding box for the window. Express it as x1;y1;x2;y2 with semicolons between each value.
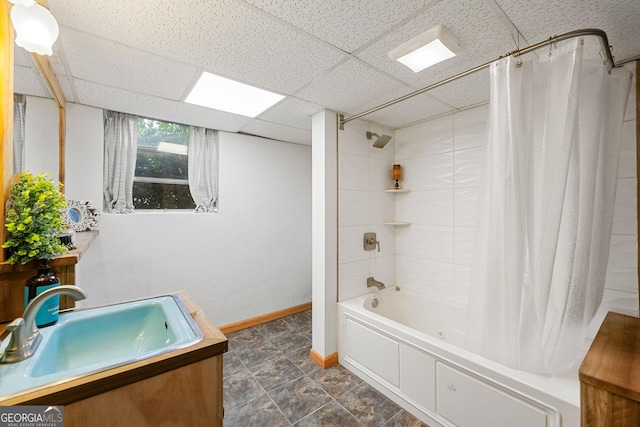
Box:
134;118;196;210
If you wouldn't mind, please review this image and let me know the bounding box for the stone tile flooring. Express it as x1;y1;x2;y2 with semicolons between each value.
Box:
223;310;429;426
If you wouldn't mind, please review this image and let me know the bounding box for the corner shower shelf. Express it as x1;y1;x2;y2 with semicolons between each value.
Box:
383;188;411;193
384;188;411;225
384;221;411;226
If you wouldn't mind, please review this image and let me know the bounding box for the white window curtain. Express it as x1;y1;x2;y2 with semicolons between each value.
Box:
465;39;632;374
188;126;219;213
103;110;138;213
13;94;26;174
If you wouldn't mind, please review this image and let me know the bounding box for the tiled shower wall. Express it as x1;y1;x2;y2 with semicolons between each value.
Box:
395;105;488;306
338;70;637;314
338;120;396;301
394;71;638;312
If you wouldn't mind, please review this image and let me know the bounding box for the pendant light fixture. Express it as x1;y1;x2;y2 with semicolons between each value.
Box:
9;0;59;56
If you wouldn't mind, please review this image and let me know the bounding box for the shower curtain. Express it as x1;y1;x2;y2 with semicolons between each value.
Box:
465;38;631;374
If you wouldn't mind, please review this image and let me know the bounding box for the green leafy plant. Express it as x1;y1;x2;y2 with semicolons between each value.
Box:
3;172;68;264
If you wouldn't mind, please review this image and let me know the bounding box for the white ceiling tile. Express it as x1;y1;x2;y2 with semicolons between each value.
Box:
73;80;253;133
60;27;196;101
34;0;639;139
240;119;312;145
497;0;640;64
57;76;77;103
48;46;69;76
14;47;33;67
257;97;324;130
362;91;456;129
428;67;490;109
357;0;516;90
296;59;415;115
50;0;347;95
242;0;434;53
14;66;49;98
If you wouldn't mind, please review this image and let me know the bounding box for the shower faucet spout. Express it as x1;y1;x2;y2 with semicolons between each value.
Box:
367;277;385;291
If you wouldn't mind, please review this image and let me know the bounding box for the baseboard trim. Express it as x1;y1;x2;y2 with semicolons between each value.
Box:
310;349;338;369
219;302;312;334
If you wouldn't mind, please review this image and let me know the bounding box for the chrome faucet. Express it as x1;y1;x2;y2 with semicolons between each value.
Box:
367;277;385;291
1;285;87;364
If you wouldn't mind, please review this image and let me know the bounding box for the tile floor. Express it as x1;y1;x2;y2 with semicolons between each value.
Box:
223;310;429;426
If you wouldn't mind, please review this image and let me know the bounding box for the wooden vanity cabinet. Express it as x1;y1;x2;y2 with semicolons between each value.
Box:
579;312;640;426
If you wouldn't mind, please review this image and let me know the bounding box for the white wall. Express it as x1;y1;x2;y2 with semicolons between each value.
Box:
311;110;338;358
337;119;396;301
24;96;59;180
25;101;312;326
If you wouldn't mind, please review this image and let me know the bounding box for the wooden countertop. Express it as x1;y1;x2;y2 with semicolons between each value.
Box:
0;291;228;405
579;312;640;402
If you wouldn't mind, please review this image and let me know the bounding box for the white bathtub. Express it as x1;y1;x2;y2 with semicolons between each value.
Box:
338;288;581;427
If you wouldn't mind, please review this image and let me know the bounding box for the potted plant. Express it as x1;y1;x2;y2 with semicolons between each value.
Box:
3;171;68;265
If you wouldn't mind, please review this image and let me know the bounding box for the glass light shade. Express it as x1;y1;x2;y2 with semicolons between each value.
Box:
11;4;59;56
389;25;461;73
392;164;402;180
8;0;36;6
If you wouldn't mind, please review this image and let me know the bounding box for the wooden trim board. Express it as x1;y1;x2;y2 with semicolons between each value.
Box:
219;302;311;334
636;60;639;313
310;349;338;369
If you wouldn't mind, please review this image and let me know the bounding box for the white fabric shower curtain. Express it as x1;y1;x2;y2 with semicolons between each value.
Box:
188;126;219;212
465;39;631;373
103;110;138;213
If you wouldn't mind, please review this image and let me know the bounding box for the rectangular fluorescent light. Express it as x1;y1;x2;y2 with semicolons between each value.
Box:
185;72;285;117
157;142;187;155
389;25;461;73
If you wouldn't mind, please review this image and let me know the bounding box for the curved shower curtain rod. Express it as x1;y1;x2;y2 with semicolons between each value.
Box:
339;28;621;129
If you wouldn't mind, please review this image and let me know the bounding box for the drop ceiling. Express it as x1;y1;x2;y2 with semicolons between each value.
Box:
13;0;640;145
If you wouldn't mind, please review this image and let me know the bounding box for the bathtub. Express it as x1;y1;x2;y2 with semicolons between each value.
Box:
337;288;581;427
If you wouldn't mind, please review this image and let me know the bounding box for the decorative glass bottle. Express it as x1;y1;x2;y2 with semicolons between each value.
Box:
24;262;61;327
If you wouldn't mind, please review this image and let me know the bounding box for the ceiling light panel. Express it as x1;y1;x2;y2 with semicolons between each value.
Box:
185;72;285;118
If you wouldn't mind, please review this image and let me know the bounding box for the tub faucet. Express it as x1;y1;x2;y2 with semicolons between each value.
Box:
1;285;87;364
367;277;385;291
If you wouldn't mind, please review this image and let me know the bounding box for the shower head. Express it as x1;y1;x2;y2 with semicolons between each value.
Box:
366;131;393;148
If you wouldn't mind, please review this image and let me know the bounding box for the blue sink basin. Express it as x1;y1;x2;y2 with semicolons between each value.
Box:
0;295;203;398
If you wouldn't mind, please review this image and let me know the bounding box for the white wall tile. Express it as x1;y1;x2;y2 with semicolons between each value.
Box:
339;190;369;227
395;115;453;160
624;72;636;122
453;104;489;151
612;178;637;236
369;224;395;259
370;158;395;191
396;224;454;264
454;188;480;227
339;152;369;190
339;119;371;156
368;126;396;161
370;191;395;225
454;226;475;266
396;256;454;300
396;189;453;226
454;264;471;306
619;120;637;178
587;288;639;340
339;225;370;264
370;255;395;289
338;260;369;301
454;146;485;188
402;153;454;190
605;234;638;293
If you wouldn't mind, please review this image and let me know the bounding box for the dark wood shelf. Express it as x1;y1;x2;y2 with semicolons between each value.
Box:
0;230;99;324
